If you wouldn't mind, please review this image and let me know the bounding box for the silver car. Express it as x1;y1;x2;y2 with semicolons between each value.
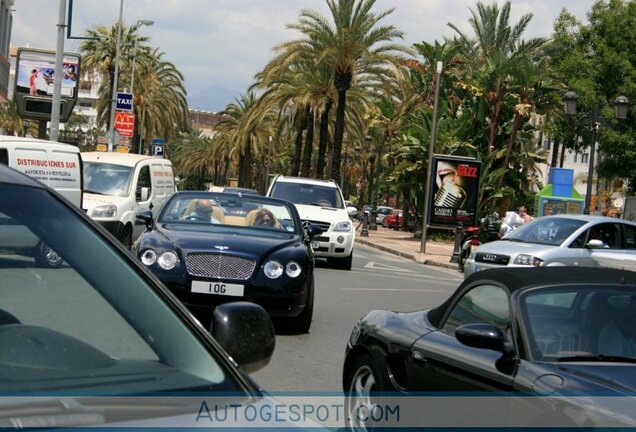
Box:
464;215;636;278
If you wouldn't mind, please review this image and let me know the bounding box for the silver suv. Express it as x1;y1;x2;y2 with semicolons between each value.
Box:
267;175;355;270
464;214;636;278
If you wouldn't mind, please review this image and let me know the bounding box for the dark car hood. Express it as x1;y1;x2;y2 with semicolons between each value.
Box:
357;309;436;349
157;224;300;257
555;363;636;393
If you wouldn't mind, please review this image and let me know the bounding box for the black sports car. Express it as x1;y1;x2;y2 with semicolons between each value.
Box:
133;191;322;333
343;267;636;430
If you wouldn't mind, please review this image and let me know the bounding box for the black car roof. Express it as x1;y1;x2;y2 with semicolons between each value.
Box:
0;164;45;188
428;267;636;327
465;267;636;291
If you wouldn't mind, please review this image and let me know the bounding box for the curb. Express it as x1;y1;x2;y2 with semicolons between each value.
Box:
355;238;458;271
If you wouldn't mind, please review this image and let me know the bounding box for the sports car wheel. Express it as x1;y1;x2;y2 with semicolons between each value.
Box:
34;242;64;268
345;354;387;432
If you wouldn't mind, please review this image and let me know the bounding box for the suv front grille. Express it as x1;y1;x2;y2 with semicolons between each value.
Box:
185;253;256;280
302;220;331;232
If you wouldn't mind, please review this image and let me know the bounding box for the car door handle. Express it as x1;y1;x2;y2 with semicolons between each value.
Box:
410;350;427;364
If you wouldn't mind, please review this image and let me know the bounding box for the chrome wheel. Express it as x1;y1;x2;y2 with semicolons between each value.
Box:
347;361;382;431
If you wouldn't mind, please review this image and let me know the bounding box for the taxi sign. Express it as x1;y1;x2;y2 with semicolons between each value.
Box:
96;144;108;152
116;146;130;153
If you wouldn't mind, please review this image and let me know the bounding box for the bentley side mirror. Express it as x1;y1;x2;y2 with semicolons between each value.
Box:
136;210;154;229
306;224;323;239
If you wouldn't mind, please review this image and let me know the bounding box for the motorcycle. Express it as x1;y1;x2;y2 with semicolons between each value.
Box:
458;213;502;272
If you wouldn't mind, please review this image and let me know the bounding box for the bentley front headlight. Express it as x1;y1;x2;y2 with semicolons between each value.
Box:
264;260;284;279
158;251;179;270
140;249;157;266
285;261;302;278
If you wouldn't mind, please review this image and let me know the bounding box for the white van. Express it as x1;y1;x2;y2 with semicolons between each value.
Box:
0;135;83;267
0;135;82;207
81;152;175;248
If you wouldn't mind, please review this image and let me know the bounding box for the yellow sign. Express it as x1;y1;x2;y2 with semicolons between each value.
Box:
116;146;130;153
96;144;108;152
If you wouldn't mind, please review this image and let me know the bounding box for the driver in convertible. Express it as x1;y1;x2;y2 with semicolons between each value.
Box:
184;199;221;223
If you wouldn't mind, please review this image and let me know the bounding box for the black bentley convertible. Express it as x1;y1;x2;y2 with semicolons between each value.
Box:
343;267;636;430
133;191;322;333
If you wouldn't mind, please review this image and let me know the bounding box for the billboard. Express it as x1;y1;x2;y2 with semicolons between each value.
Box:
428;155;481;227
14;48;81;122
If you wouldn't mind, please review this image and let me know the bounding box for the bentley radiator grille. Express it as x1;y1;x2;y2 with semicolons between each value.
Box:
185;253;256;280
302;220;331;232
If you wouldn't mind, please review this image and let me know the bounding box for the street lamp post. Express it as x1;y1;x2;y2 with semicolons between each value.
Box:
107;0;125;152
130;19;153;155
563;91;629;215
130;20;153;100
420;61;444;254
360;136;372;237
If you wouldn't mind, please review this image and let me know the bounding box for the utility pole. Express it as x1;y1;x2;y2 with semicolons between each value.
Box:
50;0;67;142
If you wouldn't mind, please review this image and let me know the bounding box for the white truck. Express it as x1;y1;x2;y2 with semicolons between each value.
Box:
0;135;83;267
81;152;175;248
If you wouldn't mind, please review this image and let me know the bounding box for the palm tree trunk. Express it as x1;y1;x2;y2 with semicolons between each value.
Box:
487;98;503;154
301;107;314;177
497;112;523;187
316;100;332;179
330;87;348;184
290;114;305;176
106;68;115;131
239;139;252;187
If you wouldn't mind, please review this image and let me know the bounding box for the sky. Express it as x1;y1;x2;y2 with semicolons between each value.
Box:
11;0;597;113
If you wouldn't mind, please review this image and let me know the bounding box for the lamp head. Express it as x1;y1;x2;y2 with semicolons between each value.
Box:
137;20;154;27
563;91;578;116
615;95;629;120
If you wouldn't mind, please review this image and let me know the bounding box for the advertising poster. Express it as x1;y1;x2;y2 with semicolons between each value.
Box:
15;49;80;98
429;155;481;227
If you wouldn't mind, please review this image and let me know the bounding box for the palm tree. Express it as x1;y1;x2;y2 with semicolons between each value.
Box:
80;24;187;147
448;1;546;155
80;23;146;131
0;100;26;136
281;0;407;184
134;49;188;147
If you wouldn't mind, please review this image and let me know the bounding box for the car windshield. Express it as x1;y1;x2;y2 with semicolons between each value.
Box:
503;217;587;246
0;184;242;394
269;182;343;209
520;285;636;362
377;207;393;215
159;193;298;233
83;162;133;197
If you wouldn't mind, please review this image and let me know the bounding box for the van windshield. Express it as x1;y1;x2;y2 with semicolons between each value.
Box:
83;162;133;197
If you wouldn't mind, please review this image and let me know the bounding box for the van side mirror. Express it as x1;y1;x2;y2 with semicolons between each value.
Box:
137;187;150;202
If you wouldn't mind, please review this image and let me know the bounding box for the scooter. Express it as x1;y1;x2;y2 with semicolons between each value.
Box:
458;213;502;272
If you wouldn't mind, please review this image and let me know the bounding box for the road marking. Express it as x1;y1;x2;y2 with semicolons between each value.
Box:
346;268;461;284
364;261;416;273
343;288;452;293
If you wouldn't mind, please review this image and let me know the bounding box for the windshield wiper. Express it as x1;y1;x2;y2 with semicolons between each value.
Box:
556;354;636;363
